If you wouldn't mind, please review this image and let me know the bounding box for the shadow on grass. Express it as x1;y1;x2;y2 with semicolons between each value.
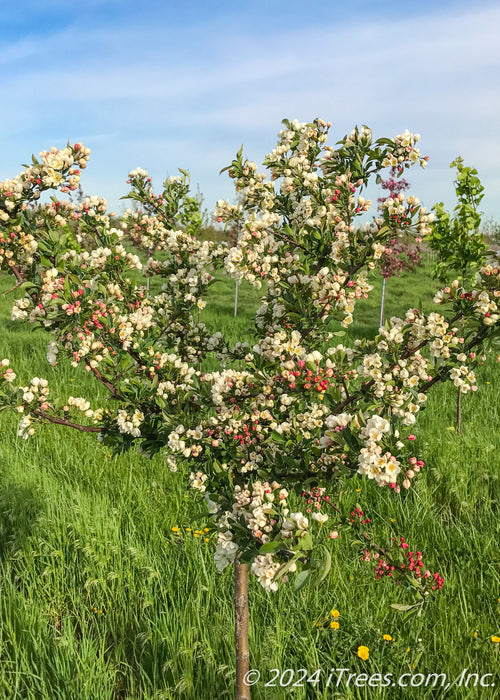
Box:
0;481;43;562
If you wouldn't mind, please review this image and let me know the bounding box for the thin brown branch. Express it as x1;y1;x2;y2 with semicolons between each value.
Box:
272;228;309;253
90;366;124;399
4;265;26;293
31;409;102;433
4;279;24;294
9;265;24;284
341;376;350;399
323;499;342;516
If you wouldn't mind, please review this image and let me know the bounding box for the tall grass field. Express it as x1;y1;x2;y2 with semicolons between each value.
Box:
0;264;499;699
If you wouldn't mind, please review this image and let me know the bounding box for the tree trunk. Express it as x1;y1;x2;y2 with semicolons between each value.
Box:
234;561;250;700
456;388;462;432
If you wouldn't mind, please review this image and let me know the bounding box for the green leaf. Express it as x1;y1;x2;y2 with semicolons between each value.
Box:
299;531;313;551
239;548;258;564
273;555;299;581
312;545;331;588
390;603;418;612
342;426;359;452
258;541;283;555
294;569;311;591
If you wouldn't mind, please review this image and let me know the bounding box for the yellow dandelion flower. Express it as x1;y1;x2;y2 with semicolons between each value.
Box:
171;526;180;533
390;518;396;523
194;533;199;538
383;634;393;641
492;636;500;643
204;528;210;532
355;488;361;492
185;528;191;532
330;621;339;629
357;646;369;661
331;609;340;618
473;632;478;638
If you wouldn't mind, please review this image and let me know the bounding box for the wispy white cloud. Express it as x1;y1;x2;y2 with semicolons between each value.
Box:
0;2;499;218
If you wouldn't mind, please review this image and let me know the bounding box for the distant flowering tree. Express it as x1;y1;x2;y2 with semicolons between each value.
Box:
1;123;499;699
376;167;423;325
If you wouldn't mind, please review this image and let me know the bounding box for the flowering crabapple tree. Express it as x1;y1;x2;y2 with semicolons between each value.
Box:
1;122;499;699
376;168;423;326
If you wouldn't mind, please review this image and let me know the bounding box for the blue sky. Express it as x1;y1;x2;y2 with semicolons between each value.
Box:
1;0;499;223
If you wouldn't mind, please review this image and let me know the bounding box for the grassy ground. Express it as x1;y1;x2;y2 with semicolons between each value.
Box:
0;265;499;699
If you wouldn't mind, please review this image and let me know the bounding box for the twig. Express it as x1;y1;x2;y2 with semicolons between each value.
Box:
31;409;102;433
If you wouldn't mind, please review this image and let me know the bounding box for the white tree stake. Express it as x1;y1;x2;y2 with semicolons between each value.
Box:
379;277;387;328
234;220;241;318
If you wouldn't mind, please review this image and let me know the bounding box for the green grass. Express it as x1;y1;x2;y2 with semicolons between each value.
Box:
0;266;499;699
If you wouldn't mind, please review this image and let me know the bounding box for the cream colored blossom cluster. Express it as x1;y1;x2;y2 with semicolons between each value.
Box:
473;289;499;326
19;377;50;407
116;409;144;437
122;209;174;252
210;481;304;590
213;199;243;224
377;194;435;237
0;144;90;272
357;415;400;485
0;227;38;268
68;396;93;415
381;130;428;169
0;359;16;383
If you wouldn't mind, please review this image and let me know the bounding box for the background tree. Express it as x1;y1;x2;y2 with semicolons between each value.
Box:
376;167;423;326
425;158;491;429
